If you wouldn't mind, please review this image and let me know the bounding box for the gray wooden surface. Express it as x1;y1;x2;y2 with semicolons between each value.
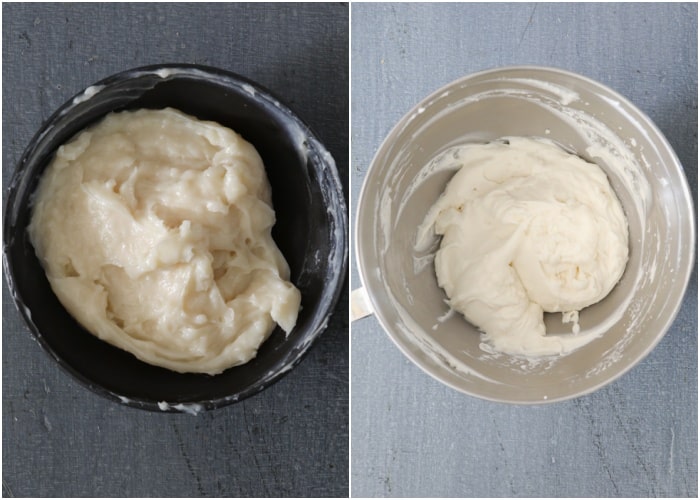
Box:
350;3;697;498
2;3;348;497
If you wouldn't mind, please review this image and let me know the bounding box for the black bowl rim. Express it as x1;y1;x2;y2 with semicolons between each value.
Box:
3;63;348;413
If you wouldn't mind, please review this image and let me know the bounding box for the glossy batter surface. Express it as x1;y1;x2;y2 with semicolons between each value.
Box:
29;108;301;374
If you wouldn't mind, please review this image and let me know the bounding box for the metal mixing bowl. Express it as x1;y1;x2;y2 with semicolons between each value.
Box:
355;66;695;403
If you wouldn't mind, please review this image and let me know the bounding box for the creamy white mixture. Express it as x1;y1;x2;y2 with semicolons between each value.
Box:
29;108;301;374
419;137;629;357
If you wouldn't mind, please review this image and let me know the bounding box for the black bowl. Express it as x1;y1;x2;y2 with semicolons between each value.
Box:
3;64;347;413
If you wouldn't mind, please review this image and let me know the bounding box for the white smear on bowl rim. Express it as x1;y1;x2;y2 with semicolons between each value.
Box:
72;85;104;105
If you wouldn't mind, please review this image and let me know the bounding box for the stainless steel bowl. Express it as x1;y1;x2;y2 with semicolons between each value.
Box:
355;66;695;403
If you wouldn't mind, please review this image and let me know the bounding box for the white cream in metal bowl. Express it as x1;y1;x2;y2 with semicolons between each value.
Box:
354;66;695;403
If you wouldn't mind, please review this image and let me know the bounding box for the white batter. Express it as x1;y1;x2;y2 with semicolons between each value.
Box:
420;137;629;357
29;108;301;374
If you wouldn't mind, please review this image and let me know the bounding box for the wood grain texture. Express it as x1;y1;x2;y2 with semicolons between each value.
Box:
350;3;697;497
2;3;348;497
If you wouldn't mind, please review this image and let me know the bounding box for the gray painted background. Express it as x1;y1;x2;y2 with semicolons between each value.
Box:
2;3;348;497
3;2;698;498
351;3;697;498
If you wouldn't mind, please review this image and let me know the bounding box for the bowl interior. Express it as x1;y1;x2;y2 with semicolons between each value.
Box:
357;67;694;403
4;65;347;409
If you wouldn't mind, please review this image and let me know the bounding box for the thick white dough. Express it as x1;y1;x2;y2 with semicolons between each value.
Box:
421;137;629;357
29;108;301;374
